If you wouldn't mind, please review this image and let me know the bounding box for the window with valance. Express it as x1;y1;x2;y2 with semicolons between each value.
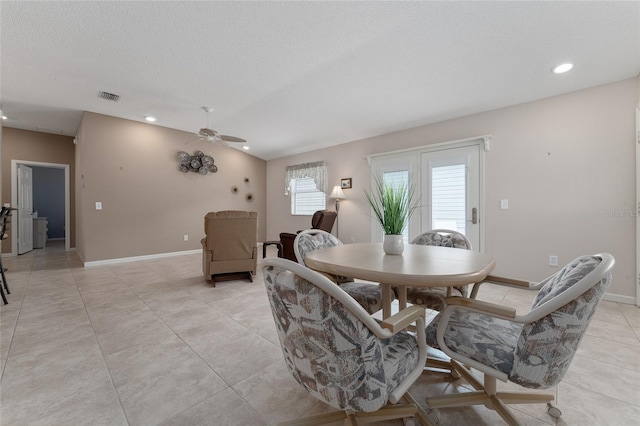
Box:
284;161;327;195
285;161;327;215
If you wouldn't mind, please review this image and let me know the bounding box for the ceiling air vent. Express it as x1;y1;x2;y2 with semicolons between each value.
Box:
98;91;120;102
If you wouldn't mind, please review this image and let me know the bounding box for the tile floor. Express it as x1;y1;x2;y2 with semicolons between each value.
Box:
1;241;639;425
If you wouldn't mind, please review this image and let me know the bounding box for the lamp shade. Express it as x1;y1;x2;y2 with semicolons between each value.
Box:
329;185;346;200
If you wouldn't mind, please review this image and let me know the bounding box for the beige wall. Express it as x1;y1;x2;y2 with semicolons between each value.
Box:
1;127;76;253
267;77;638;299
76;112;266;263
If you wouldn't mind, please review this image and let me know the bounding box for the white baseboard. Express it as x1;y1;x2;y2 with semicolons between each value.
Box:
84;249;202;267
603;292;636;305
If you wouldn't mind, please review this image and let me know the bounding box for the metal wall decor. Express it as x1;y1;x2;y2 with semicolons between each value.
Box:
177;150;218;175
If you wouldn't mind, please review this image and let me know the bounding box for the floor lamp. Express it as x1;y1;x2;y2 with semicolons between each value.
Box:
329;185;346;239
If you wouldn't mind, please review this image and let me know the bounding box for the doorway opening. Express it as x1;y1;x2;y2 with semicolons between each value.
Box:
10;160;71;255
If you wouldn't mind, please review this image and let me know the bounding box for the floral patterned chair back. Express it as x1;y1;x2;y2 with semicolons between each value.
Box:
404;229;473;308
411;229;472;250
510;255;611;388
294;229;342;265
294;230;384;315
424;254;614;423
262;258;424;414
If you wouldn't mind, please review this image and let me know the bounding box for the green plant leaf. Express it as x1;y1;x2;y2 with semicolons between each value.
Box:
364;175;419;235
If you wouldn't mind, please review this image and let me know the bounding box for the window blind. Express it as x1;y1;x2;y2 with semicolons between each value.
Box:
291;177;326;215
431;164;466;233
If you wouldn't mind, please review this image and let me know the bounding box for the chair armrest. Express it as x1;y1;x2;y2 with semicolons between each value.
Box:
470;275;537;299
484;275;535;288
444;296;517;319
384;305;428;404
381;305;426;333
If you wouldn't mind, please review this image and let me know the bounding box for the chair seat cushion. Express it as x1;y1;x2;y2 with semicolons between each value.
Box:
339;281;383;315
426;309;523;376
404;286;464;311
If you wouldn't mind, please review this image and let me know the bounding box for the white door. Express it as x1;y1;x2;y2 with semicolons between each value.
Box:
18;164;34;254
420;145;481;250
636;107;640;306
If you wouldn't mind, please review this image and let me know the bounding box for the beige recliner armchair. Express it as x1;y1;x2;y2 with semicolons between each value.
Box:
201;210;258;285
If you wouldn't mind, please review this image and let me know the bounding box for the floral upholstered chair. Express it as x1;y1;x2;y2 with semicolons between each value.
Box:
424;253;615;424
262;257;428;425
294;229;384;315
402;229;473;311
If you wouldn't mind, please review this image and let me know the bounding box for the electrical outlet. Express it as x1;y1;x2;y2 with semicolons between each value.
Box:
549;255;558;267
183;235;188;241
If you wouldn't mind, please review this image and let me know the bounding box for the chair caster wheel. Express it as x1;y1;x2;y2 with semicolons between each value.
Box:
547;403;562;418
403;417;418;426
426;408;441;425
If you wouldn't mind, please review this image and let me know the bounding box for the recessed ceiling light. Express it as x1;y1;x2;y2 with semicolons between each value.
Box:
1;115;7;120
144;116;156;122
552;63;574;74
242;146;250;151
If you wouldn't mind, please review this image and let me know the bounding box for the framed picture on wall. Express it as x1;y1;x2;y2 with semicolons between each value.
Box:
341;178;352;189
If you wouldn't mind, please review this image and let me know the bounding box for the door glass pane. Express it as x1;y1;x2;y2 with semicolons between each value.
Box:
431;164;466;234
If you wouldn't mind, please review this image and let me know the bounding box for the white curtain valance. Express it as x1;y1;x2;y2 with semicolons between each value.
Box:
285;161;327;195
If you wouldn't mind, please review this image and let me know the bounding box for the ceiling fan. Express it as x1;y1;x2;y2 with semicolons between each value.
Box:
186;107;246;147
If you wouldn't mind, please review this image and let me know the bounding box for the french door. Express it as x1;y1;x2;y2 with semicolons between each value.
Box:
420;145;481;250
369;139;484;250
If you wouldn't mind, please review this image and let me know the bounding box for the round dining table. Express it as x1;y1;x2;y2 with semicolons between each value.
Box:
305;242;495;318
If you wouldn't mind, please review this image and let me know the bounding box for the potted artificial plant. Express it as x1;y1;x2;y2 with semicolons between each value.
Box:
364;176;419;254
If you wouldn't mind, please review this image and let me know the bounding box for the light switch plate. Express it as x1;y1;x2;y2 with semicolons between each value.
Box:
500;199;509;210
95;202;102;210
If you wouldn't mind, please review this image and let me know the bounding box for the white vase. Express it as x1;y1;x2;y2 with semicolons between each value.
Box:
383;234;404;255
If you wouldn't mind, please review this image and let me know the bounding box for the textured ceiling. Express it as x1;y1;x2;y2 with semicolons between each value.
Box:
1;1;639;160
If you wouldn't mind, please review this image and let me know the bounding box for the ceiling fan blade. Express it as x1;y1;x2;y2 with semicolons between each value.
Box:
199;128;218;138
219;135;246;143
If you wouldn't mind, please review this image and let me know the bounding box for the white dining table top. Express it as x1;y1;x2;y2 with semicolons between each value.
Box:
305;242;495;287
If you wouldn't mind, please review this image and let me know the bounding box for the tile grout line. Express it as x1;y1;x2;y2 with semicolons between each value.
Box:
0;267;32;383
75;264;132;426
128;267;281;425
